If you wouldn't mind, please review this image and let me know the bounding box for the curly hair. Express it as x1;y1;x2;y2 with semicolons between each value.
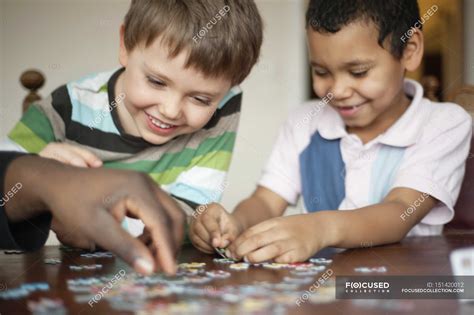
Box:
306;0;422;59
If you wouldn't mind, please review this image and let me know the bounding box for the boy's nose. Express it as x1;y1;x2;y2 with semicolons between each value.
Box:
330;78;353;100
159;100;183;121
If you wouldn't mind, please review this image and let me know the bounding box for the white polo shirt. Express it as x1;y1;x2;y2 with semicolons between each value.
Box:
259;79;472;236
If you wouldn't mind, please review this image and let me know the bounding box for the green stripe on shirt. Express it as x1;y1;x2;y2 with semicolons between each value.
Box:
8;122;48;153
149;151;233;185
14;105;56;144
104;150;232;185
103;132;236;173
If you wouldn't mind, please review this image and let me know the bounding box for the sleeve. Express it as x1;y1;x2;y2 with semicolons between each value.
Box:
166;88;242;207
258;114;302;205
2;92;66;154
391;106;473;225
0;152;51;250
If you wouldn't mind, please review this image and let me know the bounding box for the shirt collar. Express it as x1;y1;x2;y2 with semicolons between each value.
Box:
317;105;347;140
378;79;427;147
318;78;427;147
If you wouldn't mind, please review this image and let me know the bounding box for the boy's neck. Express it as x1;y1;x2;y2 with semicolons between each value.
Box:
346;91;411;145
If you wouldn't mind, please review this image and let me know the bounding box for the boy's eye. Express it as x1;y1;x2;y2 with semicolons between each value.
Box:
350;70;369;78
313;69;329;77
147;76;166;87
194;97;211;106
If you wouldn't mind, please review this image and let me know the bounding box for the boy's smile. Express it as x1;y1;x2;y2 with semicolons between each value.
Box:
334;101;368;118
145;112;180;136
115;30;232;145
307;20;421;143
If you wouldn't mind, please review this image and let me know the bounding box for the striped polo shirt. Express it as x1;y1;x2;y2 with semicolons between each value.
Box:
4;68;242;222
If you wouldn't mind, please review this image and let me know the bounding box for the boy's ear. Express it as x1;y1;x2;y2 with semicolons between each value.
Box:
401;28;424;72
119;24;129;67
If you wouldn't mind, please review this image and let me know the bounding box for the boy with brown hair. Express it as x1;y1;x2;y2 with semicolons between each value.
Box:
2;0;263;246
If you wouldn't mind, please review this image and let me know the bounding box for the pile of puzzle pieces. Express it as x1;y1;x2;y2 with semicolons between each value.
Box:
0;248;388;314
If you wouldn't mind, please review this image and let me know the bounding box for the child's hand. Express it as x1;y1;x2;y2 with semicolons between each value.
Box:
40;142;102;168
5;154;185;275
52;217;95;250
189;203;243;254
138;228;158;256
227;214;325;263
45;165;184;274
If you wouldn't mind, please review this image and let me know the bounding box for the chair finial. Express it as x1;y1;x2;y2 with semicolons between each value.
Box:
20;69;45;112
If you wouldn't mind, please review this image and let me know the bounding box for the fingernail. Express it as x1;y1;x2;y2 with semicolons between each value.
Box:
222;239;229;248
166;264;177;275
225;249;232;258
244;256;249;263
134;257;154;275
72;160;85;168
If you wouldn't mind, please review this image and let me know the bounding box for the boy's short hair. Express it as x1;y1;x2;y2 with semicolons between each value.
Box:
124;0;263;84
306;0;421;59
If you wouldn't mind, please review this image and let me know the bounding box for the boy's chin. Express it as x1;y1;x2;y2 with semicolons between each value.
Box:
139;126;199;145
343;116;374;130
140;131;175;145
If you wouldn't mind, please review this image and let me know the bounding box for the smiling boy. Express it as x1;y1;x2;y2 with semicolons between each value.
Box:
2;0;263;243
190;0;472;263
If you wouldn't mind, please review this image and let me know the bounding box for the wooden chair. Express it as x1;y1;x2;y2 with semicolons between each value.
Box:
446;85;474;232
20;69;45;113
449;85;474;115
421;75;441;102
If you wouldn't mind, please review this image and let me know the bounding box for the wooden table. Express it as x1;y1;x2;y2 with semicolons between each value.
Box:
1;233;473;314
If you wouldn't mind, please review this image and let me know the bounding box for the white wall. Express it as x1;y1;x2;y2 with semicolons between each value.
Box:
0;0;130;136
225;0;308;210
0;0;308;212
